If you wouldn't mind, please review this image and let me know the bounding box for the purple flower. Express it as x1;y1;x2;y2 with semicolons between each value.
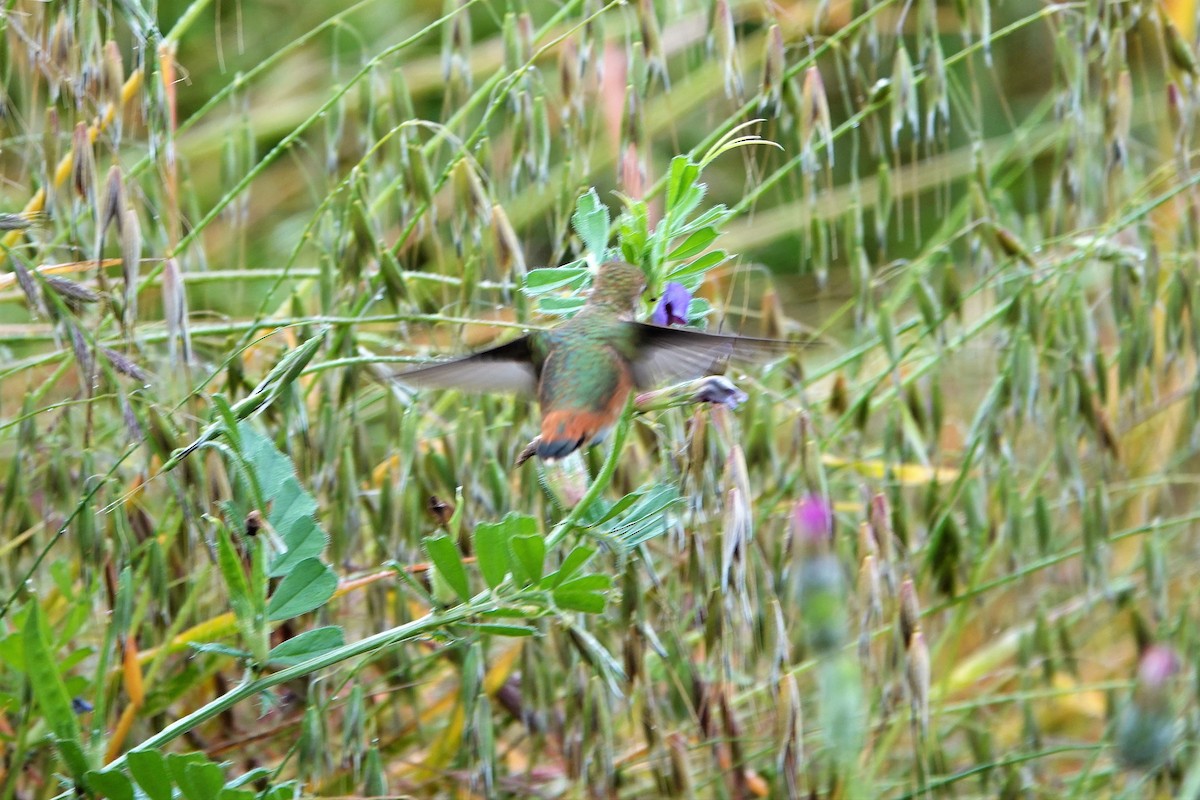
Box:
651;282;691;326
793;496;834;545
1138;646;1181;689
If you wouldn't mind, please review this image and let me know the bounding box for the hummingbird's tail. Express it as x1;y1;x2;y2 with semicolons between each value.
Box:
537;410;611;460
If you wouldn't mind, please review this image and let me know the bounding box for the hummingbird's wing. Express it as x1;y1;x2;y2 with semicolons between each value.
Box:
393;336;539;394
627;322;793;389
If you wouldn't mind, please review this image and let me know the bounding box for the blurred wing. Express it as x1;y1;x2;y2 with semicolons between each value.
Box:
393;336;539;394
628;322;793;389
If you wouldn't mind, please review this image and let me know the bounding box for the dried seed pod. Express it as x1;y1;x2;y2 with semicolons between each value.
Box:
102;40;124;110
1163;14;1198;75
120;206;141;327
637;0;667;86
162;257;191;364
101;165;125;234
712;0;742;99
760;24;785;116
905;627;931;733
68;321;95;387
72;121;96;202
45;275;100;305
898;575;920;644
491;203;525;276
102;347;148;382
9;252;44;315
802;66;833;165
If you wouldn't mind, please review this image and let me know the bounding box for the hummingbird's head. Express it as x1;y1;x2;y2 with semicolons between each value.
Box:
589;260;646;317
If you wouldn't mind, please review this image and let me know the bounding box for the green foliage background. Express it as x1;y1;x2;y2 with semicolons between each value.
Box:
1;0;1200;797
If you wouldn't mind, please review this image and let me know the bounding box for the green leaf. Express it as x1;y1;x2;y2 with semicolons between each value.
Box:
553;588;606;613
543;544;596;588
227;328;327;421
609;484;681;547
537;295;587;316
522;267;589;296
215;523;255;633
473;521;512;590
180;759;226;800
188;642;253;660
23;604;87;781
423;535;471;601
556;574;612;593
617;200;649;264
686;297;713;322
665;250;727;284
227;768;274;789
552;574;612;614
667;226;719;261
571;188;610;258
591;488;649;527
666;156;701;211
217;789;257;800
675;204;732;236
261;784;302;800
234;422;329;578
267;626;346;666
86;769;135;800
269;516;329;579
267;558;337;621
508;533;546;586
127;750;173;800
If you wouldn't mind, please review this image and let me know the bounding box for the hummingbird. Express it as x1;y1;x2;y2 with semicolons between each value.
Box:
395;260;791;461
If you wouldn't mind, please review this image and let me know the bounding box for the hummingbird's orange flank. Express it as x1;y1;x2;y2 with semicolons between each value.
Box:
395;260;790;461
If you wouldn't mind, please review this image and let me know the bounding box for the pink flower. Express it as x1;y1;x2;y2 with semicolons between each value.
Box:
793;496;834;545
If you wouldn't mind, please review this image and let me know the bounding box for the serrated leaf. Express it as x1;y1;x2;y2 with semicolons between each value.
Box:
508;533;545;585
424;535;471;601
522;267;589;296
127;750;173;800
267;558;337;621
267;626;345;667
667;226;719;260
571;188;610;258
